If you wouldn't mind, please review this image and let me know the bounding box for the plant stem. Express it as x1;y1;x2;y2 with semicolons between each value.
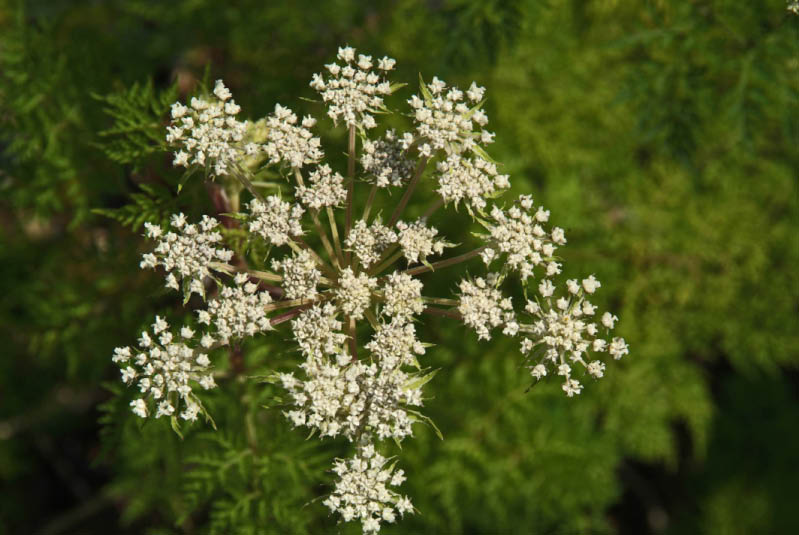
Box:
422;306;462;320
423;296;460;307
288;238;338;278
209;262;283;282
326;206;345;266
368;248;405;277
389;156;427;226
403;246;486;277
263;296;321;313
345;125;356;265
347;316;358;360
270;304;313;327
294;169;339;269
233;166;266;203
422;197;444;219
362;183;378;222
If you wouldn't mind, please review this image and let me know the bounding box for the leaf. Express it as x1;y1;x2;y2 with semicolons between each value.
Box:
471;144;498;164
405;368;439;391
170;415;184;439
418;73;433;104
406;409;443;440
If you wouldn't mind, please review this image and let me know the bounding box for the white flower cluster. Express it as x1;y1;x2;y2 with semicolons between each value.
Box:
364;318;426;369
395;219;448;265
345;220;397;268
140;214;233;297
789;1;799;15
323;445;413;533
247;196;304;246
262;104;324;169
271;250;321;300
310;46;395;129
335;268;378;320
458;276;515;341
167;80;247;177
436;154;509;210
296;164;347;209
481;195;565;279
291;303;348;358
520;275;628;396
121;47;631;535
199;273;273;344
409;77;492;156
382;272;424;320
361;130;416;188
282;314;425;442
112;316;216;421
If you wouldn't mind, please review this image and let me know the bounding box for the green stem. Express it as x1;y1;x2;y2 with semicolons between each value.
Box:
403;246;486;277
345;125;356;265
423;306;462;320
209;262;283;282
294;169;339;269
422;197;444;219
423;296;460;307
288;239;338;279
368;248;405;277
362;183;378;222
388;156;427;227
326;206;345;265
232;166;266;203
263;296;321;313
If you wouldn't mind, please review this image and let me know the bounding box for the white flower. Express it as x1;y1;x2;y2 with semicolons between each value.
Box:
382;272;424;319
361;130;416;188
247;196;305;246
562;378;582;397
213;79;232;101
113;316;215;420
436;154;509;209
166;80;247;177
296;164;347;209
530;364;547;380
515;278;625;396
609;337;629;360
409;77;494;155
539;279;555;298
140;215;233;298
272;250;321;300
335;268;378;320
130;399;148;418
395;219;448;265
484;197;563;280
262;103;324;169
345;220;397;268
324;446;413;533
205;275;273;343
311;46;394;129
582;275;601;294
458;277;514;341
602;312;618;329
291;303;347;358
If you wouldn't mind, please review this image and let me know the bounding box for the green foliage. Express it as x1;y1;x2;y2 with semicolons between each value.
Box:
93;183;179;231
92;80;178;168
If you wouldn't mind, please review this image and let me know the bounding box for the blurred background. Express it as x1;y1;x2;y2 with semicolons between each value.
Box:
1;0;797;534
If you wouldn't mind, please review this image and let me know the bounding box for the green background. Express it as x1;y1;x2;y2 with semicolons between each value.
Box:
1;0;797;534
